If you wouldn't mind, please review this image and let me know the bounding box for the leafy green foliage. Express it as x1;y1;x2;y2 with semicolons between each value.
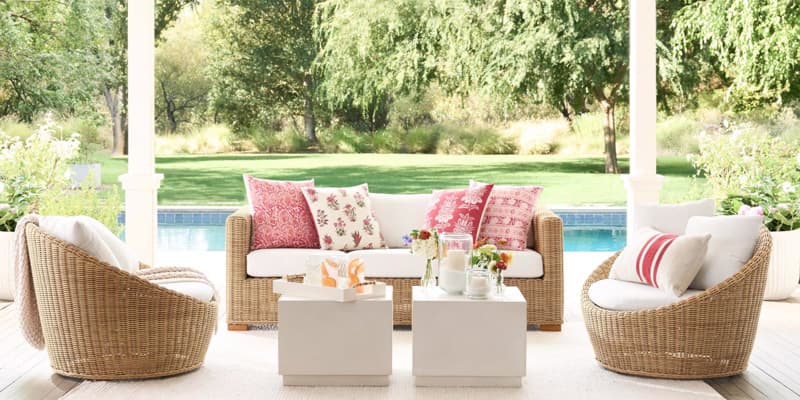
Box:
671;0;800;109
39;182;124;236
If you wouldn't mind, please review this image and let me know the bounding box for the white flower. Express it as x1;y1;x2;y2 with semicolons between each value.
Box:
782;182;796;194
739;175;749;185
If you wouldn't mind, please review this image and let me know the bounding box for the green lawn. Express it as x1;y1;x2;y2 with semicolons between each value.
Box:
98;153;706;207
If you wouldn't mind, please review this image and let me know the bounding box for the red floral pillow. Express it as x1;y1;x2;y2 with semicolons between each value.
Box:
470;180;543;250
244;175;319;250
424;183;494;241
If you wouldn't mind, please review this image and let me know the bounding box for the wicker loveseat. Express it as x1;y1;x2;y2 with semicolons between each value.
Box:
26;224;217;380
225;193;564;330
581;227;772;379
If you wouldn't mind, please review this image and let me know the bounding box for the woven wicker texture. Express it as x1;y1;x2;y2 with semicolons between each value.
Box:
25;225;217;380
581;227;772;379
226;207;564;327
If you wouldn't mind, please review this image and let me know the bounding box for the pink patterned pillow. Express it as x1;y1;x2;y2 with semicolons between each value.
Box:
470;180;543;250
244;175;319;250
424;183;494;241
301;184;385;251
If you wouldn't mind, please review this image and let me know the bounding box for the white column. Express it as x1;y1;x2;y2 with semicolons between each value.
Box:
623;0;664;238
120;0;163;266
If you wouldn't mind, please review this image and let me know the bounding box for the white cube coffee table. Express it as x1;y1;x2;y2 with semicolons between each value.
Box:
278;286;393;386
412;286;526;387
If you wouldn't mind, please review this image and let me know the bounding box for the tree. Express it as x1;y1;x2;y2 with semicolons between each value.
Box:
101;0;198;155
155;10;210;133
671;0;800;109
207;0;320;142
0;0;105;121
317;0;688;173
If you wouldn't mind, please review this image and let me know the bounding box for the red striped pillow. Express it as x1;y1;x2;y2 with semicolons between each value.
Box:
609;227;711;297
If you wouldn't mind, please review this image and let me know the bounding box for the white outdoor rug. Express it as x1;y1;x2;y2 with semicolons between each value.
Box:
62;252;722;400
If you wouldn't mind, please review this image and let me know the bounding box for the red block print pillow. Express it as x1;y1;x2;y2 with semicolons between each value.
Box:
470;180;543;251
301;184;385;251
424;183;494;241
609;227;711;297
244;175;319;250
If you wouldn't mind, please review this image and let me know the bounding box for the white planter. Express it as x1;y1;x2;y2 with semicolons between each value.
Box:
764;229;800;300
69;163;101;188
0;231;15;301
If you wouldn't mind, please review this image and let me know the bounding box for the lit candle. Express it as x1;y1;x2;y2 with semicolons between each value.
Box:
446;249;466;271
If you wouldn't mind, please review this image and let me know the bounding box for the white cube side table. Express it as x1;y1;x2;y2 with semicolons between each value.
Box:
412;286;527;387
278;286;393;386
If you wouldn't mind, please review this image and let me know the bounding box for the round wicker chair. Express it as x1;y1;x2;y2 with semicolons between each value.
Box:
25;224;217;380
581;227;772;379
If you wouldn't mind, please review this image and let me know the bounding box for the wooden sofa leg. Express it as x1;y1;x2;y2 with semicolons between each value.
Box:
228;323;249;331
539;324;561;332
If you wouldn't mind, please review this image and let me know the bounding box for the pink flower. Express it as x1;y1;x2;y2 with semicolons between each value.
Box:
738;204;751;216
751;206;764;216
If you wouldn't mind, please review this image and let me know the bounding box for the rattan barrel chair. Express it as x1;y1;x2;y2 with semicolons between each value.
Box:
581;227;772;379
25;224;217;380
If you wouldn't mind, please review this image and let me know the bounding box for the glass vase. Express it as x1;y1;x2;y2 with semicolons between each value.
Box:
492;271;505;296
465;268;490;299
420;258;436;291
438;233;472;294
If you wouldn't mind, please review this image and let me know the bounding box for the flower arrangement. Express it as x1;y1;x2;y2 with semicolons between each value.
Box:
404;228;440;289
471;238;513;293
692;128;800;232
720;177;800;232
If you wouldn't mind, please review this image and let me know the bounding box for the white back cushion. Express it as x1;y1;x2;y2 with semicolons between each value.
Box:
686;215;763;290
40;216;121;269
633;199;715;234
369;193;432;248
39;216;139;273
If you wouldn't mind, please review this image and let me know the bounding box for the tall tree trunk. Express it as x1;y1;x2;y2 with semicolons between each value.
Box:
303;74;317;144
104;85;125;156
599;99;619;174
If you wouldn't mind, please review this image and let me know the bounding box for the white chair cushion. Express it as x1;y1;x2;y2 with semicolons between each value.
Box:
633;199;715;234
247;249;347;277
39;216;121;270
247;247;544;279
588;279;703;311
686;215;763;290
155;281;214;303
369;193;431;248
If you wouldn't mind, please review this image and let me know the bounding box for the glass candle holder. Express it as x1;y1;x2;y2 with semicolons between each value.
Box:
438;233;472;294
465;268;490;300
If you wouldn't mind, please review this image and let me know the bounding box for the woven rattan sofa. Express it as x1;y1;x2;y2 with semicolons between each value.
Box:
581;226;772;379
226;192;564;331
25;224;217;380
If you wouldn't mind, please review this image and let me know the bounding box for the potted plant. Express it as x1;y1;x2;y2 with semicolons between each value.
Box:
69;136;102;189
693;128;800;300
0;120;80;300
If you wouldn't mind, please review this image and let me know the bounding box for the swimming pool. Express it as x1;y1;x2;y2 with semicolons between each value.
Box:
142;209;627;252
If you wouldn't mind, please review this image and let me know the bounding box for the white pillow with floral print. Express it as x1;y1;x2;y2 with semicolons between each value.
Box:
301;184;385;251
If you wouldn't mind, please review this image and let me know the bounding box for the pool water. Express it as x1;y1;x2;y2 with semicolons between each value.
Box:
154;225;626;252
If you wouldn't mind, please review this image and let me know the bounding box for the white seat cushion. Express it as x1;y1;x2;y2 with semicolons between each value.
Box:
248;247;544;279
686;215;763;290
588;279;703;311
247;249;347;277
156;281;214;303
77;216;139;272
369;193;432;248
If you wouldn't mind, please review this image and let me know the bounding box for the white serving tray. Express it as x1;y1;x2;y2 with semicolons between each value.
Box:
273;279;387;302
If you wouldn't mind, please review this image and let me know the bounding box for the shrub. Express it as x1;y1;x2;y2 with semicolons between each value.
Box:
506;120;566;155
404;126;440;153
366;130;404;153
318;127;369;153
39;183;124;235
156;124;235;154
251;127;308;153
656;114;700;155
